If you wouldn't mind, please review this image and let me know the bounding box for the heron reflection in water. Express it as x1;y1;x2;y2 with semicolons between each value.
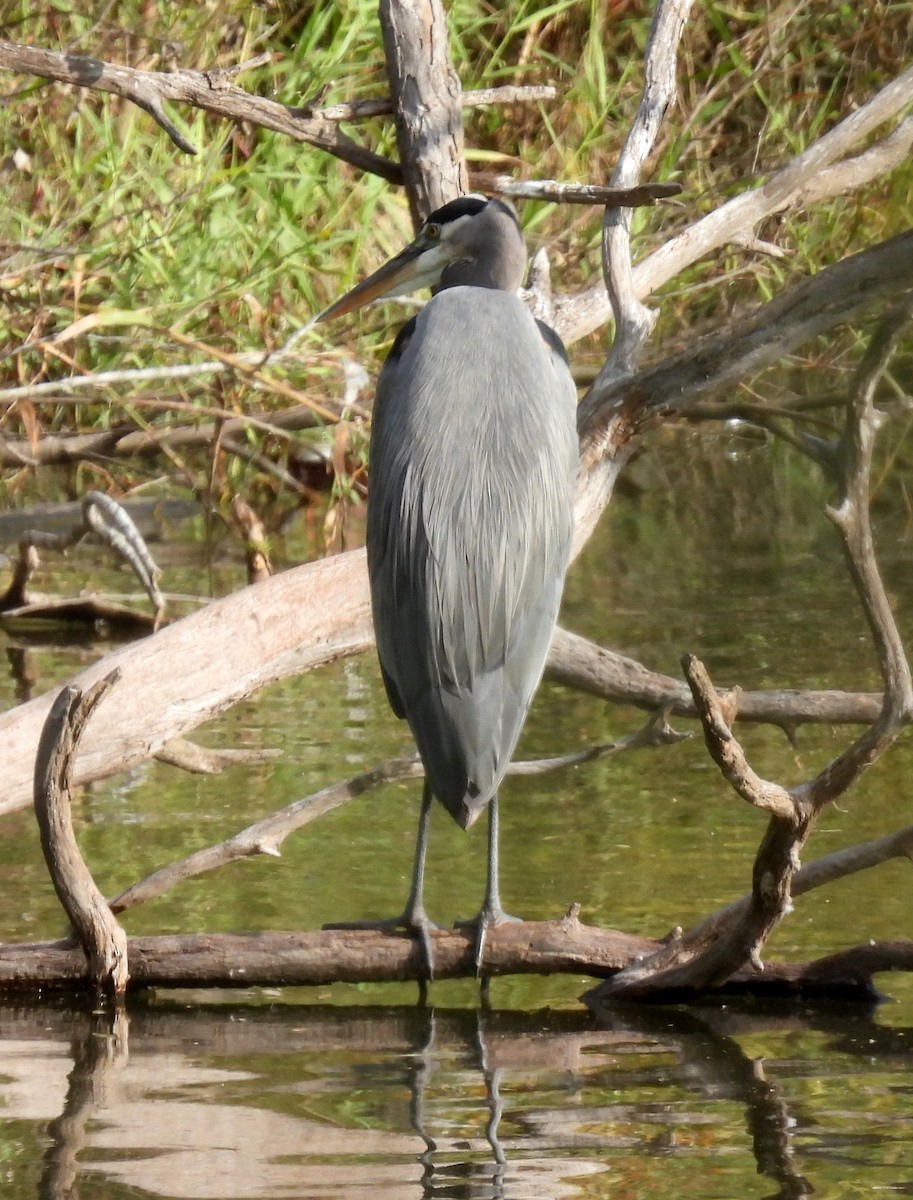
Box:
318;195;578;978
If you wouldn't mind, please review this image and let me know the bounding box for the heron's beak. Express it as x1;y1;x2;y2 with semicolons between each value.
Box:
315;237;449;323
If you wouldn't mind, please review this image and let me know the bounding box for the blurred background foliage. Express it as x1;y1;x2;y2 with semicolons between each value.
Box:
0;0;911;544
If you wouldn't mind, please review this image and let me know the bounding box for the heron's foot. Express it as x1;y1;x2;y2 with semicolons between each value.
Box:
454;906;521;977
323;909;441;981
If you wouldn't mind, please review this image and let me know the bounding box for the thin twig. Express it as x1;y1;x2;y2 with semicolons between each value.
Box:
110;717;683;915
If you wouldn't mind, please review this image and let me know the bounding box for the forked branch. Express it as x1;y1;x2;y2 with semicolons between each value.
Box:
587;296;913;1001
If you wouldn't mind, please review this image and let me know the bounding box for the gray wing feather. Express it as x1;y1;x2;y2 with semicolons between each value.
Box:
367;287;578;826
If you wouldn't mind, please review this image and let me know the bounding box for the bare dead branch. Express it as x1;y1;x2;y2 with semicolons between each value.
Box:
312;84;557;122
0;39;402;182
580;232;913;442
111;715;683;915
596;0;694;381
678;823;913;946
800;291;913;809
556;65;913;347
469;174;683;207
33;671;128;999
155;738;282;775
81;492;164;626
682;655;795;820
548;627;883;727
0;403;330;468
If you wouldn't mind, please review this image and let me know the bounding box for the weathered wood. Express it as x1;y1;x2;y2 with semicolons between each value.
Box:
469;175;683;206
378;0;467;226
33;675;129;998
0;918;650;991
0;39;401;181
0;924;908;1001
0;551;374;817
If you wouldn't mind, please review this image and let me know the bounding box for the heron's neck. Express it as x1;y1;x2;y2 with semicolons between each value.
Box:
440;256;524;292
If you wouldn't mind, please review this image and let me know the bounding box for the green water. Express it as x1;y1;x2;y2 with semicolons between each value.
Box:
2;429;913;1196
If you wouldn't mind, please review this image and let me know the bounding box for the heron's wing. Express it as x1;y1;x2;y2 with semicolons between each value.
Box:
367;289;578;825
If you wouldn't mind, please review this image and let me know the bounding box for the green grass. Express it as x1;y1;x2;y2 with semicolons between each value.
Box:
0;0;911;521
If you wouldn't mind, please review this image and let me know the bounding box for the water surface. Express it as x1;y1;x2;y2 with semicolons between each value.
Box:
2;431;913;1196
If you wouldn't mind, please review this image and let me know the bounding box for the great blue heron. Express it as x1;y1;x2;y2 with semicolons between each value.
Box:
318;195;579;978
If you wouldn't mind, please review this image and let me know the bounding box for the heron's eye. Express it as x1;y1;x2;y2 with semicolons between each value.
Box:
425;223;442;240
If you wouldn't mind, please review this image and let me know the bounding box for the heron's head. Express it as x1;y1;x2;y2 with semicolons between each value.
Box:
316;195;526;322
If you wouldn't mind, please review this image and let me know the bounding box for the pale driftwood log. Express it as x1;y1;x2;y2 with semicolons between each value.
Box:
0;551;373;817
33;673;129;999
378;0;467;226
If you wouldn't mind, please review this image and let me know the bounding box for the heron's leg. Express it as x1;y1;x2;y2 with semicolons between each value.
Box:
323;781;439;981
400;781;439;979
455;795;520;976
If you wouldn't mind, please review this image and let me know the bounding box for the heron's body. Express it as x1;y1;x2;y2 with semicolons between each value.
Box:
318;195;578;976
369;286;578;828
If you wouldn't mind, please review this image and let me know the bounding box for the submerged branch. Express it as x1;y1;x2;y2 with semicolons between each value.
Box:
112;713;685;915
0;919;909;1000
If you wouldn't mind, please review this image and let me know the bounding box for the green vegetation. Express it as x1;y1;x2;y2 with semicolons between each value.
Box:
1;1;911;527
